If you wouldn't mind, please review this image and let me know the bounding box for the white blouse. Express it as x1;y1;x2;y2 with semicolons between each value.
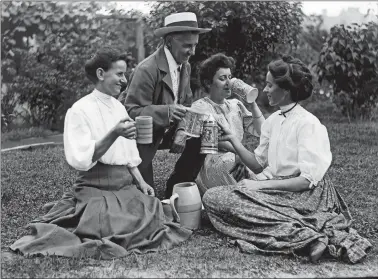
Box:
254;104;332;188
64;89;142;171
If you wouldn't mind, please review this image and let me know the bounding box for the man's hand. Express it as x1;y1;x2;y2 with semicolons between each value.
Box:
113;117;136;140
170;129;187;153
169;104;187;122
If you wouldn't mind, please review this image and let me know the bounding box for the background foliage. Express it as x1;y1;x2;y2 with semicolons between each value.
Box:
1;1;137;131
1;1;377;133
315;21;378;120
145;1;304;99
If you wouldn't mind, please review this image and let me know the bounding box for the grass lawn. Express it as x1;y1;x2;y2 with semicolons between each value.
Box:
1;101;378;278
1;127;60;144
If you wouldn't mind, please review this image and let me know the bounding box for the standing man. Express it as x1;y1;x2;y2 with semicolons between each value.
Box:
123;12;211;198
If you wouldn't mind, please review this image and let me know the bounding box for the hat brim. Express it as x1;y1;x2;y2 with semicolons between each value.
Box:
154;26;212;37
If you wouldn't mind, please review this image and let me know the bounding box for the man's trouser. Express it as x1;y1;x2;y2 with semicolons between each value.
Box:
137;134;205;199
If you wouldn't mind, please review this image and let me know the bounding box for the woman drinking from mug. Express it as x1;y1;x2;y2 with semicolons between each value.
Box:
191;53;265;195
10;47;191;259
203;55;371;263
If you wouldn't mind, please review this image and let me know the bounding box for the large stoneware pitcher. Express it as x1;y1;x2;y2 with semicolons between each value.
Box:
170;182;202;230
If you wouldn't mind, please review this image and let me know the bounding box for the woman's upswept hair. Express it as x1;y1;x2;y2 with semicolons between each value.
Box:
198;53;235;92
84;47;128;83
268;55;314;102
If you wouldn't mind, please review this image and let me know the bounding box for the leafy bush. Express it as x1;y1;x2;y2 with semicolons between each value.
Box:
283;14;329;66
315;21;378;120
1;2;138;131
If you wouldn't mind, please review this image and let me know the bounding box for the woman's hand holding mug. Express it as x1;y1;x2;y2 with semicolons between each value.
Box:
114;117;137;140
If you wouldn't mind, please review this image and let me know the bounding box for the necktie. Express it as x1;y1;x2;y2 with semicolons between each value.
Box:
177;63;187;104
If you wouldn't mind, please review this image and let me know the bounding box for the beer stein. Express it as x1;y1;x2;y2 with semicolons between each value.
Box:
200;114;218;154
230;78;258;103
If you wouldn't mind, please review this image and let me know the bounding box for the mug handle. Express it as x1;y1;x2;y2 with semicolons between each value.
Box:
169;193;180;223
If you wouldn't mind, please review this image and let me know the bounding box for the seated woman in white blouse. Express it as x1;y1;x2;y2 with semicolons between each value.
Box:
203;55;371;264
10;47;192;259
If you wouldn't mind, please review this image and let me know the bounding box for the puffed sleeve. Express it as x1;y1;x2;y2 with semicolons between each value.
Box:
297;121;332;188
117;104;142;168
122;140;142;168
64;108;96;171
253;115;272;168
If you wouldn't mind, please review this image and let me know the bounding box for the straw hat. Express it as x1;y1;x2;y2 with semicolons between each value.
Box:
154;12;211;37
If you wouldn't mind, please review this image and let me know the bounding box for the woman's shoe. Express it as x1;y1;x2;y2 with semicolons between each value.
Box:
310;240;327;263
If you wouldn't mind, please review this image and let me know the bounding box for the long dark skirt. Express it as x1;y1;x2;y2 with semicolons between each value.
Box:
203;175;371;263
10;163;192;259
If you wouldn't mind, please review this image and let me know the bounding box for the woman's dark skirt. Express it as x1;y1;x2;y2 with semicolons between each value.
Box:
10;163;192;259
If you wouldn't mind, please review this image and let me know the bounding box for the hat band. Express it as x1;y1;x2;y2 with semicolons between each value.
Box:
165;21;198;28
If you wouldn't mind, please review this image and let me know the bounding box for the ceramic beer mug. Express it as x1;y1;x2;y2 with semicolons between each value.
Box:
230;78;259;103
162;182;203;230
170;108;209;153
200;114;218;154
177;107;208;138
135;116;153;144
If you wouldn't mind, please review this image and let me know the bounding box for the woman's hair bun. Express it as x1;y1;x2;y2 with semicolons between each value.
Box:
268;55;314;102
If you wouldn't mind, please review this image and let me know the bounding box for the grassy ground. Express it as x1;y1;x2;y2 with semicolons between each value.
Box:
1;127;60;143
1;101;378;278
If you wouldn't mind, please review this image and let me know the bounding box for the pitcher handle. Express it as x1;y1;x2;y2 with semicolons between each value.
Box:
169;193;180;223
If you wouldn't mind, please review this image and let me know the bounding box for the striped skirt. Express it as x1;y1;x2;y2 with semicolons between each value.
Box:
203;175;371;263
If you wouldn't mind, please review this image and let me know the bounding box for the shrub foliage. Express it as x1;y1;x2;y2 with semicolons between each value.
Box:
145;1;304;83
1;1;137;131
315;21;378;119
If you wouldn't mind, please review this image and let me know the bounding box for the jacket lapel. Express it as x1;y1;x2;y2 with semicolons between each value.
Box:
156;46;174;99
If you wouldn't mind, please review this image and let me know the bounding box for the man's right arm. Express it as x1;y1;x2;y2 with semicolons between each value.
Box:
125;65;170;130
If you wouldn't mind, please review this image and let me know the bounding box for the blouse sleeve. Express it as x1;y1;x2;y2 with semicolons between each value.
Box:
297;120;332;188
118;104;142;168
253;116;272;168
64;108;96;171
237;101;259;137
123;139;142;168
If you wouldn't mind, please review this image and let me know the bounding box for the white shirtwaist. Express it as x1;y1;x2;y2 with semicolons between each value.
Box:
64;89;142;171
254;103;332;188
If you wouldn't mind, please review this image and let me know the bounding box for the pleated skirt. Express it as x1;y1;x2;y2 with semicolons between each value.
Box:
10;162;192;259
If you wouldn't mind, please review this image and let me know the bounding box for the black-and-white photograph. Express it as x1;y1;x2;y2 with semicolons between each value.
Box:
1;1;377;277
